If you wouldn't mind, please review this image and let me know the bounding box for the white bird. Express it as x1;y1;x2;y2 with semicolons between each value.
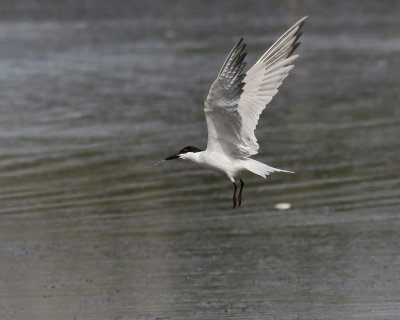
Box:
162;17;307;208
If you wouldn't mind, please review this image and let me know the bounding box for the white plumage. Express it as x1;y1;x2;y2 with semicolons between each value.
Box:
163;17;307;207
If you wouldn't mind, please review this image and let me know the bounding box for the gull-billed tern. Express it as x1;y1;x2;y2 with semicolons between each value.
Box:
161;17;307;208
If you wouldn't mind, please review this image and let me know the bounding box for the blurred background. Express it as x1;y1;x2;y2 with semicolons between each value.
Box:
0;0;399;319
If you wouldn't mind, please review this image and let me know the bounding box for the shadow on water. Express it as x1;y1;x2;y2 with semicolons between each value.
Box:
0;0;400;319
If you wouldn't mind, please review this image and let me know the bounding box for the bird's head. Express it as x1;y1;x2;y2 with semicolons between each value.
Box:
165;146;202;160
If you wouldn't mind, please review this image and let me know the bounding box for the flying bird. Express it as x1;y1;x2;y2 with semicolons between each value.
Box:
161;17;307;208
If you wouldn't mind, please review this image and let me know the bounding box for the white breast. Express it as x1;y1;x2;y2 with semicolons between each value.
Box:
191;151;245;181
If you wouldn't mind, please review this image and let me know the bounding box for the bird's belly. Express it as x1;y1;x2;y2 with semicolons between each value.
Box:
197;153;241;177
198;161;227;174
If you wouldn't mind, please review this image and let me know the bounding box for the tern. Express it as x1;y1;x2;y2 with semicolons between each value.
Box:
161;17;307;208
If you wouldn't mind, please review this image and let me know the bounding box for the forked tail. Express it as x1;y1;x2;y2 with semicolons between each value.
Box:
243;159;293;179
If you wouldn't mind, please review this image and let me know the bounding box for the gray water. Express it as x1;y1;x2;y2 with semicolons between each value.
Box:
1;1;400;319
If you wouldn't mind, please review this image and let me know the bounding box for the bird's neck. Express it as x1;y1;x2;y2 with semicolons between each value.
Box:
180;151;204;164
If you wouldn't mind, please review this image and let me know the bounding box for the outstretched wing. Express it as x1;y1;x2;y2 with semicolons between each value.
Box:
204;16;307;157
204;38;248;156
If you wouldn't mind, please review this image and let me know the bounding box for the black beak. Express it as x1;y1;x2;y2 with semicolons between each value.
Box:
165;153;179;160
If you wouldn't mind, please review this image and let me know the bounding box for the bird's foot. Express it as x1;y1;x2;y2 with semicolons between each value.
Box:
233;196;237;208
238;194;242;207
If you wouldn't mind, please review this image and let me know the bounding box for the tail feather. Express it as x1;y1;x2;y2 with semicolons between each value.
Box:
243;159;293;179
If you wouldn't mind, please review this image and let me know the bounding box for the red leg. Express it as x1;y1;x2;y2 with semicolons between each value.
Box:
238;179;244;207
232;182;237;208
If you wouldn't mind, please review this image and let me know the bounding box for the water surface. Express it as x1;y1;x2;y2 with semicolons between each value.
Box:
1;1;400;319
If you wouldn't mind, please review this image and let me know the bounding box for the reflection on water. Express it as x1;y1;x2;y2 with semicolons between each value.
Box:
1;0;400;319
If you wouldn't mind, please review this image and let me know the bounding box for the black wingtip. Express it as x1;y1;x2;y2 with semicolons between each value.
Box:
235;38;245;49
218;38;247;77
287;18;307;57
288;41;301;57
